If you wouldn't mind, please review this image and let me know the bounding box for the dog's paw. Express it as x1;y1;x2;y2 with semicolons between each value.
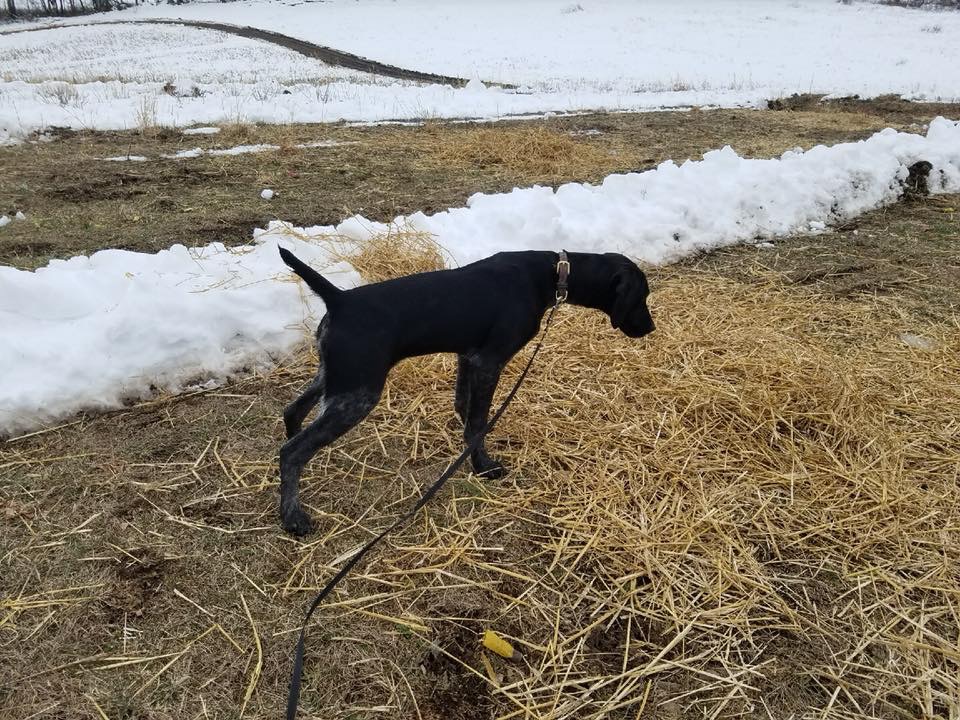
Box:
281;507;314;536
475;459;507;480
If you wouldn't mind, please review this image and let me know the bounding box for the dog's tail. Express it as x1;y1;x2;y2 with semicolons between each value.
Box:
279;246;343;307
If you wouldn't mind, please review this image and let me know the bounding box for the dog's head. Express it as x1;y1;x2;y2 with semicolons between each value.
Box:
607;255;655;338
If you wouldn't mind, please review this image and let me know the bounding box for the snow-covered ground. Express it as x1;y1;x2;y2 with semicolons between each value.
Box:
116;0;960;95
2;119;959;436
0;23;418;143
2;0;960;141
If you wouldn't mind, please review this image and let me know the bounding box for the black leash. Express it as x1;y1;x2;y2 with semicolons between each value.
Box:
285;253;569;720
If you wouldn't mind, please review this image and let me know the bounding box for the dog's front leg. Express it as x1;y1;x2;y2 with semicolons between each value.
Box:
454;354;471;423
462;357;507;479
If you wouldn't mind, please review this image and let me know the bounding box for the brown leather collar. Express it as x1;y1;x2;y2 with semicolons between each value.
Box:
556;250;570;304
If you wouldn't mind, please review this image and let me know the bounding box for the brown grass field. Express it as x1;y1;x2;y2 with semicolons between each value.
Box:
1;99;959;720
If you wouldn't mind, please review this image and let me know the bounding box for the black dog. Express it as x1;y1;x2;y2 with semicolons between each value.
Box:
277;247;655;536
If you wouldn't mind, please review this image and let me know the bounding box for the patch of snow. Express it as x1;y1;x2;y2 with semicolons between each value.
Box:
207;143;279;157
167;145;271;159
0;216;10;228
261;189;275;200
103;141;350;162
183;126;221;135
297;140;355;148
2;119;959;436
184;378;223;391
163;148;205;159
15;211;26;221
900;333;937;351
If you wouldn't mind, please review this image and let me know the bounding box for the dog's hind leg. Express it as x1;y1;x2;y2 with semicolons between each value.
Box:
461;356;507;479
279;386;382;536
283;316;334;439
283;373;325;439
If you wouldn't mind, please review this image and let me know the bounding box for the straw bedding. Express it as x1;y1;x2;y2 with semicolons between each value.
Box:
376;124;632;181
279;237;960;718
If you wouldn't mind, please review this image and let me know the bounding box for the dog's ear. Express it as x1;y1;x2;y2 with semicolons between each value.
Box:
610;270;633;330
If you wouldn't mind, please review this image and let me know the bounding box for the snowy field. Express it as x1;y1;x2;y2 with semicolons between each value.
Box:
113;0;960;94
0;23;418;143
2;118;959;436
2;0;960;141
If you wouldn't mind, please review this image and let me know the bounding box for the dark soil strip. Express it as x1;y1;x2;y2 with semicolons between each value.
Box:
0;18;511;88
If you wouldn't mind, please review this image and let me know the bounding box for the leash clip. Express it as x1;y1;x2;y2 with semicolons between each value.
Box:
555;251;570;304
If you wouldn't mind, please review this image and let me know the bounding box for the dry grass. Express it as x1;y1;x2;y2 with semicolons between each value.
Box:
218;122;262;146
430;125;625;179
338;223;448;283
134;96;159;137
364;123;639;184
266;219;449;284
2;231;959;719
346;263;960;719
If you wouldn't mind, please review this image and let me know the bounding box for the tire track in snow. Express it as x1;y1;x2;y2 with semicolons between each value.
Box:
0;18;514;89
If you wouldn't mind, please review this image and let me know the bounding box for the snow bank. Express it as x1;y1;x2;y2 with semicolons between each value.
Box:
1;119;959;436
286;117;960;267
0;242;360;435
